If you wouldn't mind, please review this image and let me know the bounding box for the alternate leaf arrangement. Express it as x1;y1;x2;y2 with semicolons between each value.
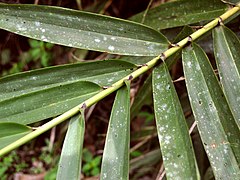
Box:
0;0;240;179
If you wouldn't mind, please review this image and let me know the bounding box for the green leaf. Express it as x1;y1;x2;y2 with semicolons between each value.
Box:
0;81;101;125
82;163;92;173
83;148;93;162
121;26;194;66
0;60;136;125
0;122;32;149
130;26;194;118
182;43;240;179
213;25;240;127
91;167;100;176
101;82;130;180
131;0;227;30
92;156;101;167
0;4;169;56
57;113;85;180
152;63;199;179
0;60;136;102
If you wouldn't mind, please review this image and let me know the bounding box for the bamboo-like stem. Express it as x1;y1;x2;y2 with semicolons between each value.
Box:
0;4;239;157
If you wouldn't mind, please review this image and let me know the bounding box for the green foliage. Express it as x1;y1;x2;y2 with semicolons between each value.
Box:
101;83;130;180
213;25;240;126
0;1;239;179
138;111;154;124
131;0;228;30
0;49;10;66
28;39;53;67
153;63;199;179
0;39;53;76
0;4;169;56
182;43;240;178
130;150;142;158
44;166;58;180
57;113;85;180
0;151;27;179
82;148;102;176
0;123;32;148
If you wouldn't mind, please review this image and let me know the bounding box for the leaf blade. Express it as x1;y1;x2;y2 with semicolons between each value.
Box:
0;122;32;149
182;43;240;179
0;81;101;124
57;113;85;180
101;82;130;180
0;4;169;56
0;60;136;102
0;60;136;125
131;0;227;30
152;63;199;179
213;25;240;127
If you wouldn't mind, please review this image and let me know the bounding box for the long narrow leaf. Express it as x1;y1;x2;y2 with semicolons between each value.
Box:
0;60;136;102
182;43;240;179
152;63;199;179
0;60;136;125
0;81;101;124
213;25;240;127
0;122;32;149
57;112;85;180
101;82;130;180
131;0;227;30
0;4;169;56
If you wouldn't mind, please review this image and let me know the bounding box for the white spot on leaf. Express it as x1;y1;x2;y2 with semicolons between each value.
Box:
108;45;115;51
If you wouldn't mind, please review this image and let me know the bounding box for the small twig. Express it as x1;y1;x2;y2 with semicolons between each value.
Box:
156;163;166;180
76;0;82;10
130;134;156;153
173;69;219;83
189;121;197;135
48;126;56;152
86;103;96;121
173;76;185;82
100;0;113;14
94;52;109;60
141;0;154;24
34;0;39;5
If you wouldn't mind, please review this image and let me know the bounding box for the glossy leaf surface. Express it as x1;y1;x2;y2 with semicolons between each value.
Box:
0;4;169;56
0;123;31;149
0;81;101;124
101;82;130;180
213;25;240;127
0;60;136;125
0;60;136;102
182;43;240;179
153;63;199;179
131;0;227;30
57;113;85;180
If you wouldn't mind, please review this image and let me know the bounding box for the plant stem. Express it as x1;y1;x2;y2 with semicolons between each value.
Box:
0;4;239;157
